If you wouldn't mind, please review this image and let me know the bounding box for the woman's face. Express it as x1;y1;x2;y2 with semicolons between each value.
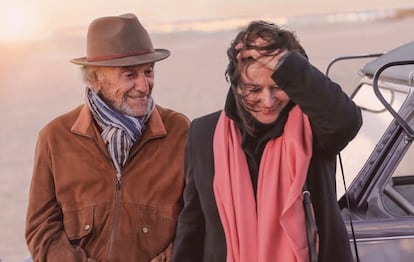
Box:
238;62;290;124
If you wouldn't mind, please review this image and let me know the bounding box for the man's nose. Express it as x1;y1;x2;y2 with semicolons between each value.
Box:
134;75;149;92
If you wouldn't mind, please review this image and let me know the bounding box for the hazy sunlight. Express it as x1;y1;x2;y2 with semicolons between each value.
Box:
0;3;39;42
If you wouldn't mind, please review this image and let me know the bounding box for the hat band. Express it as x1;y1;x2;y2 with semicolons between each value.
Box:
86;48;154;62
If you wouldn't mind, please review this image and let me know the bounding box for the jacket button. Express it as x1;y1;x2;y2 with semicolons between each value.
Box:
142;227;149;233
84;225;90;231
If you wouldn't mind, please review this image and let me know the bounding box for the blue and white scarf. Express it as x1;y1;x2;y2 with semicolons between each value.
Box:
85;88;154;175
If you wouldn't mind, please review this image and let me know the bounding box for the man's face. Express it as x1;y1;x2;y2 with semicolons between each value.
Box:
93;63;155;117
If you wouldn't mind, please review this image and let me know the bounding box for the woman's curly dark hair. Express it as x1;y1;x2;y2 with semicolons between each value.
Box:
224;20;307;135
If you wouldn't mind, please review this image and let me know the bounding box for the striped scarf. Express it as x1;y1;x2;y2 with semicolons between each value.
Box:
85;88;154;175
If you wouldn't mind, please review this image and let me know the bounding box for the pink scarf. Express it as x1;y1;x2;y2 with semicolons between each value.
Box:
213;105;313;262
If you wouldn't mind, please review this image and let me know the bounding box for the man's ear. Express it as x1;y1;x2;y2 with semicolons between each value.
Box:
90;69;103;92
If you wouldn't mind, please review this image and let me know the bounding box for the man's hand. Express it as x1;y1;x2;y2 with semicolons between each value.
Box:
150;252;166;262
149;242;172;262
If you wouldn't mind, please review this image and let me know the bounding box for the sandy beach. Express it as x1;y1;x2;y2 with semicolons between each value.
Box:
1;14;414;261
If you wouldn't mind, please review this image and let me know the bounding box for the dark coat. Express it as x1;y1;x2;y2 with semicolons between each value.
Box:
172;51;362;262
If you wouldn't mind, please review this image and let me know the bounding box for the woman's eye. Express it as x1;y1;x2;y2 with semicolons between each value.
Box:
248;86;261;93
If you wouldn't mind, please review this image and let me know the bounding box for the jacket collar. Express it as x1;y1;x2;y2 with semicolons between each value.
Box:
71;104;167;141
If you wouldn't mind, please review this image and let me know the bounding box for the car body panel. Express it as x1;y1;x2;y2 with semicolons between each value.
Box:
330;41;414;261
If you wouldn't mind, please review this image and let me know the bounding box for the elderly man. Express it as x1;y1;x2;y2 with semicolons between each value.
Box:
25;13;189;261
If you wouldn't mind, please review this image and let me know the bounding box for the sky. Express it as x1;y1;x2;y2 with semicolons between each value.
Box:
1;0;413;43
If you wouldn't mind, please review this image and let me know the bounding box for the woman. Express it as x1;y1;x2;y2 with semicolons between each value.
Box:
172;21;361;262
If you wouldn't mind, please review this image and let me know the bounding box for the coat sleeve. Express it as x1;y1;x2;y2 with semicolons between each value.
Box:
25;134;92;262
272;51;362;154
172;124;206;262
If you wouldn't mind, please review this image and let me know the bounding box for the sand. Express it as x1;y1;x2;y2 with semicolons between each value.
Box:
1;16;413;261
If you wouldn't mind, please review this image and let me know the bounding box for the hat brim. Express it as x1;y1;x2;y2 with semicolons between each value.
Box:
70;49;170;66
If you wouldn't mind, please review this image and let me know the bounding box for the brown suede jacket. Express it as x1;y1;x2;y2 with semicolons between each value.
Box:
26;104;189;261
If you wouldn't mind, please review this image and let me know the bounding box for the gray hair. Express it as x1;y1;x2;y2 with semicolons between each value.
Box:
80;65;101;90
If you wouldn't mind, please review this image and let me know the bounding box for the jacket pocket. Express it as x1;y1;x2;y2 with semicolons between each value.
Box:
63;205;94;241
137;205;178;259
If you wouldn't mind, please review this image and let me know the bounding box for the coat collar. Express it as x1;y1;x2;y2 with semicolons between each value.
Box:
71;104;167;141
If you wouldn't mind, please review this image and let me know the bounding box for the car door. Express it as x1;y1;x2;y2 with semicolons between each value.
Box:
340;113;414;261
336;42;414;262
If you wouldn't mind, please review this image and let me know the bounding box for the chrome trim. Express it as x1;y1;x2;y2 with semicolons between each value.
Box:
350;235;414;242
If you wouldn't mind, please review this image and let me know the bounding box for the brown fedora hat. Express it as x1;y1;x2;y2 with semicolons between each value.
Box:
71;13;170;66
